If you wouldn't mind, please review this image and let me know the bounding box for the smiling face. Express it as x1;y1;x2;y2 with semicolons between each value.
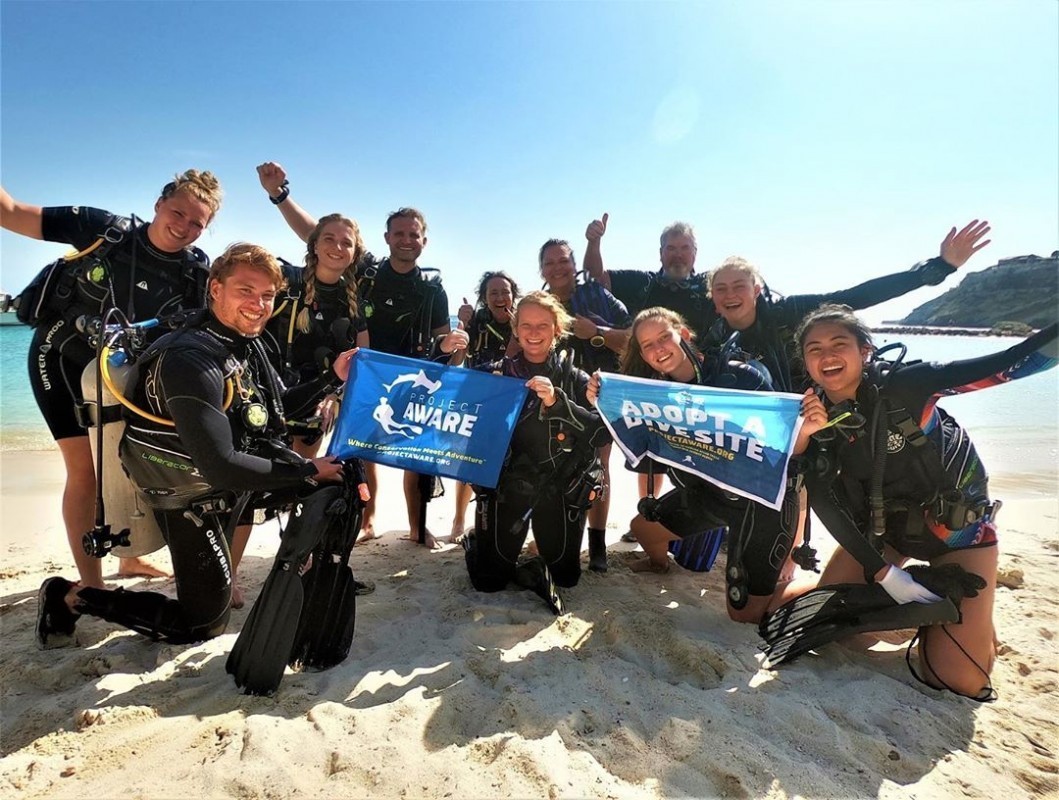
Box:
710;265;761;331
210;263;279;338
484;275;515;322
802;321;872;402
384;215;426;270
540;243;576;296
148;190;213;252
313;220;358;282
660;233;697;281
514;301;560;363
635;318;694;381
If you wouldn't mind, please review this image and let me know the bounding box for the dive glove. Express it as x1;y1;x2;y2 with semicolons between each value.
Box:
878;565;944;604
906;563;986;605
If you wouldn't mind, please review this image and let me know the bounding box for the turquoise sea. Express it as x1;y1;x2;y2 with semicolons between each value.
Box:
1;325;1056;491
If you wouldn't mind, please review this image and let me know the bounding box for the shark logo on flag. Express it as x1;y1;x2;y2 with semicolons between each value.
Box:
329;349;528;488
594;373;804;509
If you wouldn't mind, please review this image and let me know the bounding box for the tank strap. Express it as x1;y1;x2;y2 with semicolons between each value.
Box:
74;400;124;429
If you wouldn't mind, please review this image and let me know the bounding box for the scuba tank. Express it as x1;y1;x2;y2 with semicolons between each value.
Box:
79;325;165;559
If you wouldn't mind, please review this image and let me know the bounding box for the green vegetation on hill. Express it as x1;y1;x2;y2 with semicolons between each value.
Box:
901;253;1058;329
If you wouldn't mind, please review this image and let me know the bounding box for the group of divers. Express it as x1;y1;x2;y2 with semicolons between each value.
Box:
3;163;1056;699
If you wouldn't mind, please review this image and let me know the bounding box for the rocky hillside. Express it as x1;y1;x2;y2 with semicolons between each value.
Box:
900;253;1058;328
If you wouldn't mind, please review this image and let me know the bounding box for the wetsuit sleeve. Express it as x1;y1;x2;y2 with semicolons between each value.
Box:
40;206;124;250
777;256;957;324
887;323;1058;422
159;350;316;491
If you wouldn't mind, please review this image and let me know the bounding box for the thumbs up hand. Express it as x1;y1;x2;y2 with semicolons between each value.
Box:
458;296;474;325
586;212;609;242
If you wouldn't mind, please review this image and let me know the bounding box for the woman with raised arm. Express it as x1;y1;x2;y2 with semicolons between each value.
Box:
1;171;222;588
706;221;992;392
265;213;370;458
785;303;1057;699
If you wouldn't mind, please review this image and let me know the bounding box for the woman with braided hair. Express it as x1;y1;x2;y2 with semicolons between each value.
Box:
232;218;369;607
265;213;369;459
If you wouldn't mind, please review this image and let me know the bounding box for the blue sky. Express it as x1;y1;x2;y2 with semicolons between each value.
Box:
2;0;1056;324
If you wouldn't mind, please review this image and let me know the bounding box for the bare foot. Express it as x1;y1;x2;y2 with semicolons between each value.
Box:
406;530;442;550
629;555;670;574
116;556;170;579
356;524;380;544
230;582;245;610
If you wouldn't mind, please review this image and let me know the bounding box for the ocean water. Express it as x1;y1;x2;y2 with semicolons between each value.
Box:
2;326;1056;489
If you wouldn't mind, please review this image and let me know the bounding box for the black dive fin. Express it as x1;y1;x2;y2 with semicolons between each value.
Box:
292;555;357;670
225;567;304;695
289;487;362;670
760;583;960;669
226;488;331;695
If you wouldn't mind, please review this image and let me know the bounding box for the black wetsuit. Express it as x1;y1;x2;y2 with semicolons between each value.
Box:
805;324;1058;577
465;353;610;590
356;258;449;358
265;264;367;438
707;257;957;392
464;308;511;368
607;269;717;343
72;313;340;644
639;348;800;600
266;265;367;385
28;206;208;440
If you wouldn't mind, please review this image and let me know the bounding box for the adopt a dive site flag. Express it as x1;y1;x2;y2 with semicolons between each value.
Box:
328;349;528;488
595;373;804;510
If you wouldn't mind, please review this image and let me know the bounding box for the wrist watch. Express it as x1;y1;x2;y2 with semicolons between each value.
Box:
269;180;290;205
590;330;606;348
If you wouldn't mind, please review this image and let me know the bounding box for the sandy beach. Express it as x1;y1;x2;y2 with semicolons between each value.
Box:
1;447;1056;799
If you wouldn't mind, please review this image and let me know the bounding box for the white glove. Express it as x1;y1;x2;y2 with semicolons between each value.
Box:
878;565;944;604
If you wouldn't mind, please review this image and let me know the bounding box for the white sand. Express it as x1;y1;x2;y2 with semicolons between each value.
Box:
1;448;1057;799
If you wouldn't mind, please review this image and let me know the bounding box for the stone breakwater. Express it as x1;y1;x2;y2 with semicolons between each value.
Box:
874;325;1032;337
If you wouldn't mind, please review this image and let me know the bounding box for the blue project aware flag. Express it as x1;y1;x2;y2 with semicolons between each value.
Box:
329;349;527;488
595;373;804;510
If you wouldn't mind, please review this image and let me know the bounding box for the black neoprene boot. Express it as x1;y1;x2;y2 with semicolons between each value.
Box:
514;556;565;615
587;527;608;573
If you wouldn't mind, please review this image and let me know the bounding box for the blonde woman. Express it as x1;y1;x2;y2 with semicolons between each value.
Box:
266;213;369;458
1;171;223;589
463;292;610;612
